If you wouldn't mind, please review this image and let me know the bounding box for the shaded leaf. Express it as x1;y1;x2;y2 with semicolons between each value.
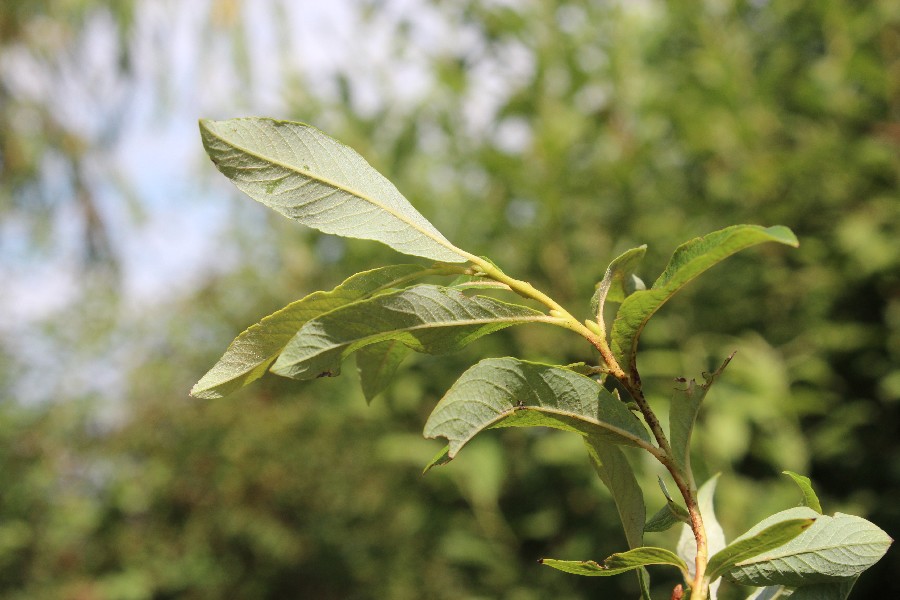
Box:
539;547;688;579
423;358;652;459
611;225;798;375
590;245;647;320
585;437;647;550
191;264;429;399
670;354;733;472
745;587;787;600
725;508;892;587
200;117;469;263
785;577;858;600
782;471;823;514
272;285;547;379
706;518;816;581
584;436;652;596
356;339;410;403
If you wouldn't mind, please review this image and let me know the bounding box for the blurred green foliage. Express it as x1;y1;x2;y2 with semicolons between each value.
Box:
0;0;897;598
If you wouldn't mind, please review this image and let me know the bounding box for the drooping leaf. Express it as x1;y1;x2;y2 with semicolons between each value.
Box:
670;353;733;472
584;437;647;550
610;225;798;375
356;339;410;403
422;358;653;460
678;475;727;599
539;547;688;579
590;245;647;320
782;471;823;514
190;264;430;399
583;436;652;597
725;508;892;587
271;285;548;379
706;518;816;581
199;117;470;263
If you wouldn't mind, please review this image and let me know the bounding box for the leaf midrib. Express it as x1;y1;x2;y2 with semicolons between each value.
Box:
483;405;651;447
301;314;555;354
203;120;469;261
735;538;886;566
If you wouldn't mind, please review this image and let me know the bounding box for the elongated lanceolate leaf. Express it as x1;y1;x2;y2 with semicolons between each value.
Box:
583;436;652;597
200;118;469;263
782;471;823;514
725;508;892;587
670;353;733;472
590;245;647;320
706;518;816;581
272;286;548;379
678;475;727;599
611;225;798;375
423;358;652;459
356;340;410;403
539;547;687;579
190;265;429;399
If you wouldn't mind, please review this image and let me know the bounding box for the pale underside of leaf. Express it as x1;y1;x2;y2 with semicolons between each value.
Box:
611;225;798;374
745;576;859;600
725;508;892;587
272;285;549;380
200;117;469;263
678;474;727;598
422;358;652;459
190;264;429;399
706;518;816;581
591;245;647;320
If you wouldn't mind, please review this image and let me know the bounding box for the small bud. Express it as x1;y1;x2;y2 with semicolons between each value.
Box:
549;309;564;319
584;319;604;336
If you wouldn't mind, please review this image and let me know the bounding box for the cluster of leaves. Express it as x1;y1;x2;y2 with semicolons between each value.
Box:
191;117;891;599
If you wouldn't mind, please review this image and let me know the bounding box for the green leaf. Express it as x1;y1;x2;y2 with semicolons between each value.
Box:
678;475;727;598
782;471;823;514
190;264;429;399
725;508;893;587
539;547;688;579
590;245;647;320
356;340;410;403
610;225;798;375
706;518;816;581
585;437;647;550
645;501;691;533
271;285;547;380
422;358;653;459
584;436;651;596
422;444;452;474
670;354;733;472
199;117;469;263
